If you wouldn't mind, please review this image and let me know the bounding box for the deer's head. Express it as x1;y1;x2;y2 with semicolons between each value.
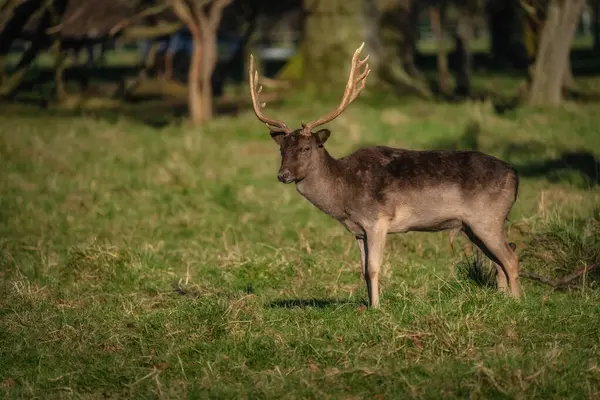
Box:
248;43;371;184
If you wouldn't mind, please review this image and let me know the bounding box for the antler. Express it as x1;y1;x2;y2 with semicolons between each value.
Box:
249;54;292;134
301;42;371;134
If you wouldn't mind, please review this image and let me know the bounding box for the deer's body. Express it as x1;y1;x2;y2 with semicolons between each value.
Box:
249;44;522;308
295;146;518;238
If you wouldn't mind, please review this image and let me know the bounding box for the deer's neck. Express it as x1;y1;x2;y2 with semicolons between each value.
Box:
295;149;347;219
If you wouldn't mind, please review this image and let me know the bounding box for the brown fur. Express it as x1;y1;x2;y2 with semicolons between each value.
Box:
271;130;521;308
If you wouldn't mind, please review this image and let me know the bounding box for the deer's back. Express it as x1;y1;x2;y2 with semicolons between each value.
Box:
338;146;519;231
342;146;515;189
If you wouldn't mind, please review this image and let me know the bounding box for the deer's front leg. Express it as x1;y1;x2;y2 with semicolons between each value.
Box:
356;237;366;281
365;223;388;308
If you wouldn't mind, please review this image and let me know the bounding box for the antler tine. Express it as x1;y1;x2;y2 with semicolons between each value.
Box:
302;43;371;134
349;65;371;103
249;54;291;134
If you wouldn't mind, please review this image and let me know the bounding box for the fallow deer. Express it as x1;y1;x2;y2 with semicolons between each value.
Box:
248;43;521;308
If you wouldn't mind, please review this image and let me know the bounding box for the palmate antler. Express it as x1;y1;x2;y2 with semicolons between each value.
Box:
248;43;370;135
300;42;371;135
248;54;292;134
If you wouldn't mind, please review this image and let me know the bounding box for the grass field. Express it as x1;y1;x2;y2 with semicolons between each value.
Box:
1;69;600;399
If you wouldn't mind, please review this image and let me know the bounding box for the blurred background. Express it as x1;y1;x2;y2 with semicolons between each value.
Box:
2;2;600;397
1;0;598;124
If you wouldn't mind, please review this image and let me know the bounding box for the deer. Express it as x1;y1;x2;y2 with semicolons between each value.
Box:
248;43;521;308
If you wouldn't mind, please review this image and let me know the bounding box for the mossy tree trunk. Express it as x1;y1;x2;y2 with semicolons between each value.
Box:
302;0;369;94
528;0;585;105
302;0;430;98
377;0;431;98
522;0;577;92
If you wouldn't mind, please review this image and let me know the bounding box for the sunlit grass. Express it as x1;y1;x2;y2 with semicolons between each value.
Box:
1;76;600;398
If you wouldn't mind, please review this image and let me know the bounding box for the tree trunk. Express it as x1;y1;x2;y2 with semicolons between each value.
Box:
299;0;427;97
563;56;575;89
302;0;368;94
486;0;528;68
52;38;67;101
377;0;431;98
188;39;204;123
429;6;450;94
528;0;585;106
169;0;230;125
453;12;473;97
143;40;159;71
200;28;216;121
187;29;217;124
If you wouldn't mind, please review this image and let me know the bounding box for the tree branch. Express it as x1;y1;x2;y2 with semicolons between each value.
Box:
0;0;20;28
0;2;52;98
187;0;210;28
208;0;232;32
45;1;82;35
170;0;200;37
521;264;599;290
0;0;50;53
109;3;171;37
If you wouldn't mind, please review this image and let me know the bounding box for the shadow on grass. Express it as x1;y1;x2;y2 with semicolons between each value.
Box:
517;151;600;187
416;47;600;77
455;249;497;289
1;95;247;128
431;123;600;187
267;298;362;309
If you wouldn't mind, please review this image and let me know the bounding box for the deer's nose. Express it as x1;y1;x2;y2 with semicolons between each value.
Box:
277;170;291;183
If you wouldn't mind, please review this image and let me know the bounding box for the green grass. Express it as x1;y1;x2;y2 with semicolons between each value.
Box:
1;77;600;399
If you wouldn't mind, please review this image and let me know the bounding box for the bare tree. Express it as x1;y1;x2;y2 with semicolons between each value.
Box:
168;0;232;124
528;0;585;105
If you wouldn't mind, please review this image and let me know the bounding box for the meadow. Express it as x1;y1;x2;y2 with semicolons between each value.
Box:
1;52;600;398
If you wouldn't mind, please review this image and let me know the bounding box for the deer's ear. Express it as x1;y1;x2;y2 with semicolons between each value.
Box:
314;129;331;147
270;131;286;146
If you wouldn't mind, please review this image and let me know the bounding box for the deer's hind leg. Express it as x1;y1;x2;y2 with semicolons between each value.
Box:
464;222;521;299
